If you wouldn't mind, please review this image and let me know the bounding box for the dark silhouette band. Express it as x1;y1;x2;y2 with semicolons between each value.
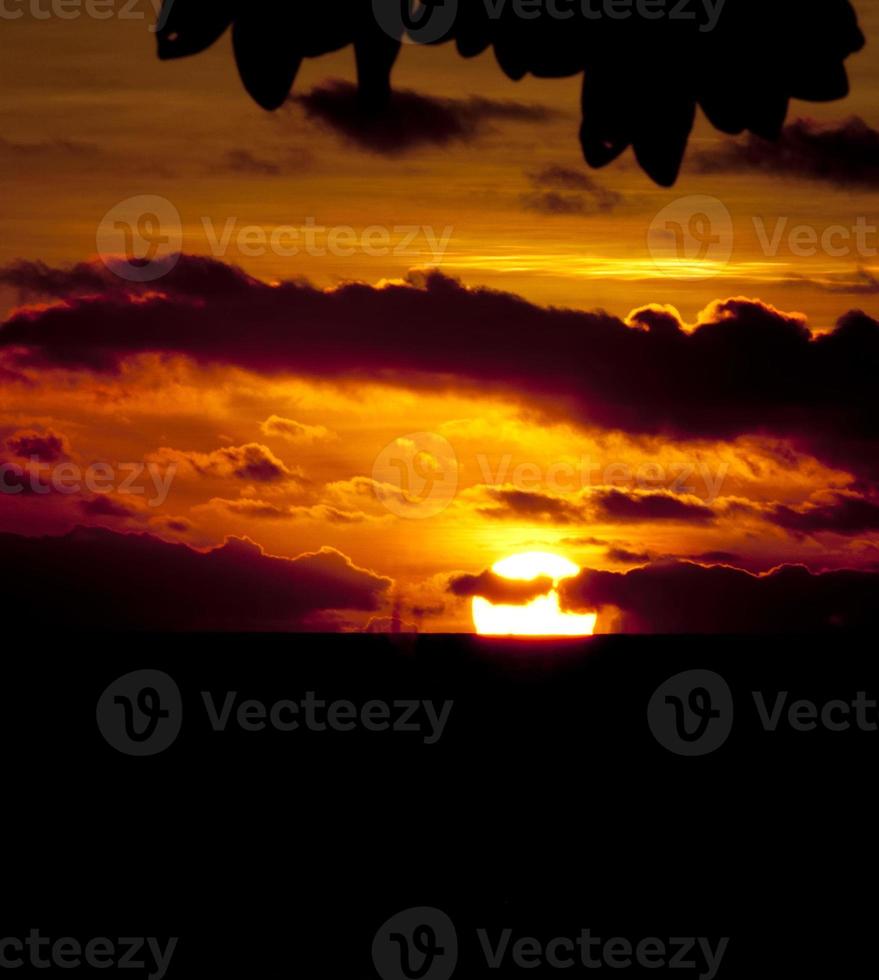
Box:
160;1;865;184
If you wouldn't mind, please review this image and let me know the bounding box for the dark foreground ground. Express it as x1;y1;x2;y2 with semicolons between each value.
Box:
4;633;877;976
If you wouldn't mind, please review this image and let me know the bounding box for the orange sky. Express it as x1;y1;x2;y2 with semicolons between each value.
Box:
2;4;879;631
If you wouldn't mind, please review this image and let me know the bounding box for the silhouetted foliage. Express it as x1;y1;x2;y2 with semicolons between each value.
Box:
156;0;864;184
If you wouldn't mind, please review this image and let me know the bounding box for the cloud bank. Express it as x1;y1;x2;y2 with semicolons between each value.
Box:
3;255;877;480
0;526;391;631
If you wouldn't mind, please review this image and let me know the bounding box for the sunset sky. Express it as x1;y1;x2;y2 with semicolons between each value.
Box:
2;2;878;631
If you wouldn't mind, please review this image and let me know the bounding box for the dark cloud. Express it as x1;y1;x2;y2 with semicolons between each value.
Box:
0;365;29;385
525;165;596;191
3;255;878;479
213;149;281;176
208;147;313;176
477;487;714;526
593;489;715;524
151;516;193;535
411;602;446;620
0;449;79;496
521;165;622;215
784;268;879;296
520;192;593;216
0;255;251;303
605;547;652;565
558;561;879;633
0;460;37;495
6;429;68;463
152;443;303;485
690;117;879;187
0;526;390;630
0;259;117;302
79;496;141;520
682;551;742;565
218;444;294;483
211;498;294;520
478;489;584;525
208;498;365;524
0;138;99;159
607;547;743;567
292;80;559;155
447;569;553;606
769;492;879;537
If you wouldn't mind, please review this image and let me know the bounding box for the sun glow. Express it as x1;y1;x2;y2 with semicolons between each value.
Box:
472;551;597;637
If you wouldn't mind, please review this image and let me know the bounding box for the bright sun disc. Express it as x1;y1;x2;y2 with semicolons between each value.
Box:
472;551;596;637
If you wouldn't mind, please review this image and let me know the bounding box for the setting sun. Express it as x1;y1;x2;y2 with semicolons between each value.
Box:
472;552;597;637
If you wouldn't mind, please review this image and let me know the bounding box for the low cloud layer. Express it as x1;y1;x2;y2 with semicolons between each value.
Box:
2;255;877;481
557;560;879;633
448;556;879;632
0;526;390;630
